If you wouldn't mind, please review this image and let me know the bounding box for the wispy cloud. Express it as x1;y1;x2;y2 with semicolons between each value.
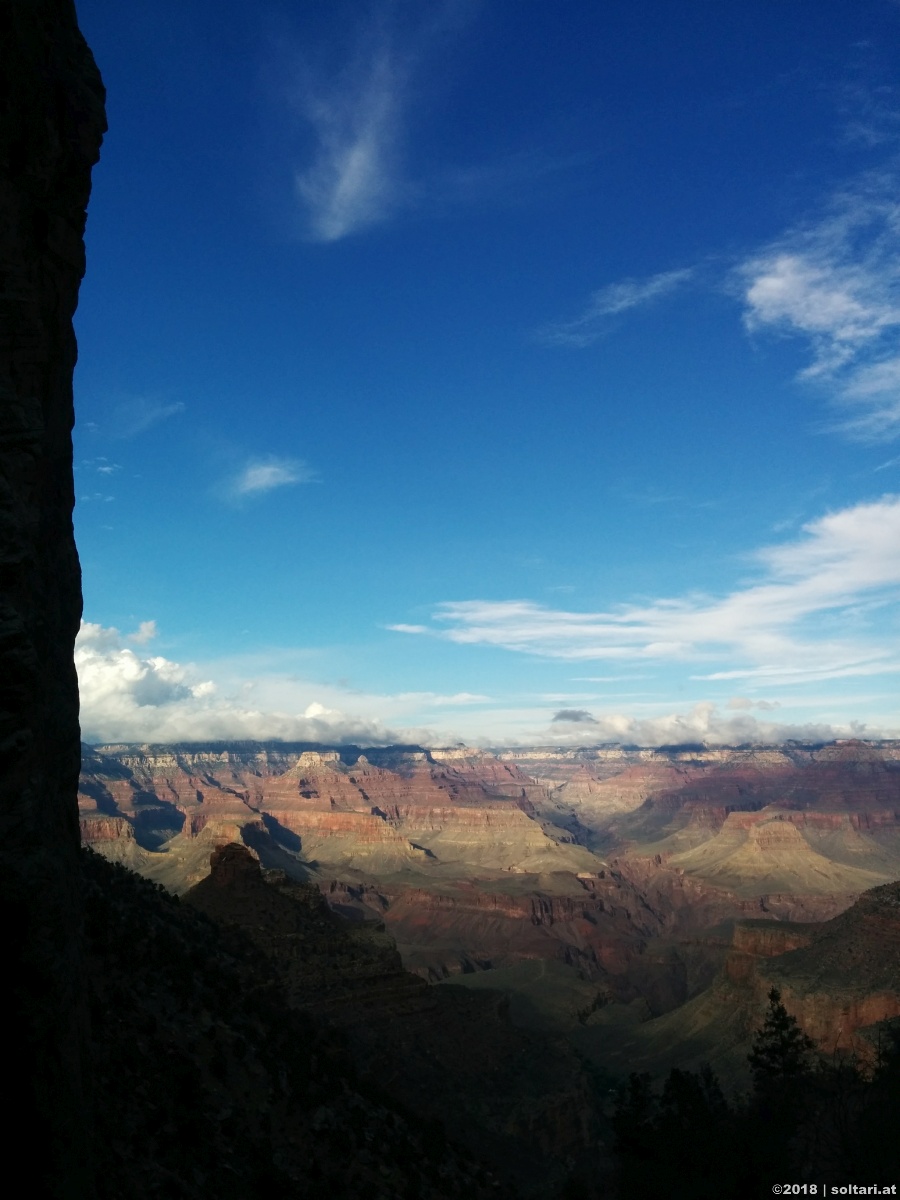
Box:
127;620;158;645
228;456;316;499
290;3;474;241
726;696;780;711
538;267;694;347
739;169;900;440
294;31;410;242
390;495;900;685
541;159;900;440
109;398;185;439
288;5;574;241
80;457;123;475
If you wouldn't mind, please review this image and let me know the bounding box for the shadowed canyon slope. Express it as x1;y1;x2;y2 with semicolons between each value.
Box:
572;879;900;1087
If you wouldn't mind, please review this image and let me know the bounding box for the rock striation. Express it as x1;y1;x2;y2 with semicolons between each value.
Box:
1;4;104;1195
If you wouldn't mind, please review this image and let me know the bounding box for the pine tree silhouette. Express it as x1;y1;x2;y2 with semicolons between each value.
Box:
748;987;815;1092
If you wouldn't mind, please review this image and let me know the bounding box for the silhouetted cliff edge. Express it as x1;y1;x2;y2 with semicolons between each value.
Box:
0;2;105;1194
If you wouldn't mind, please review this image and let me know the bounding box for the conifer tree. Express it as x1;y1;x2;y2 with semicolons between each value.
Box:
748;987;815;1093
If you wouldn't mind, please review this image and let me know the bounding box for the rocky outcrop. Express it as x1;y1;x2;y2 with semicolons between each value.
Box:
573;880;900;1084
760;881;900;1054
186;843;433;1023
184;843;603;1191
83;847;508;1200
1;4;104;1195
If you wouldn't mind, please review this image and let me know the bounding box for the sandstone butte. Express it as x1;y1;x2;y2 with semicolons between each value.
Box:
80;737;900;1073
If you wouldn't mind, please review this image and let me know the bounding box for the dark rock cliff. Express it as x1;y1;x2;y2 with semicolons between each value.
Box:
0;2;104;1194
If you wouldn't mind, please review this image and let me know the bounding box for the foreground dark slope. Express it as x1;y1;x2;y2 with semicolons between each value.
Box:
183;843;604;1191
82;846;518;1200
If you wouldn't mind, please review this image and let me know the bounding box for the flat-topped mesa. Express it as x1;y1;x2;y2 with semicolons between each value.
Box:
430;747;489;762
291;749;342;769
716;808;900;833
79;815;136;846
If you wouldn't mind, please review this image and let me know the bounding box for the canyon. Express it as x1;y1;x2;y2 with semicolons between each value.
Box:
80;737;900;1080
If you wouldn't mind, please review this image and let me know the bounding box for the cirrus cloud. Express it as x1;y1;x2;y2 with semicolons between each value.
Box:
538;267;695;347
389;495;900;685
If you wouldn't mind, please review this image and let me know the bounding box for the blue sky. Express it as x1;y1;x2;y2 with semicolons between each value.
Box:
72;0;900;746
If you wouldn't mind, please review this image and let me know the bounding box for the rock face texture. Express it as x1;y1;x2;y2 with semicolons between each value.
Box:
0;3;104;1194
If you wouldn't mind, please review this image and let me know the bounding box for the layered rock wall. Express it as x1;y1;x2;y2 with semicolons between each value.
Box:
0;3;104;1194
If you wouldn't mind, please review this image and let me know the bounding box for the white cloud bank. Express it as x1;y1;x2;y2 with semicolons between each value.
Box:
390;495;900;686
75;623;493;745
75;621;891;749
75;622;408;745
536;700;863;748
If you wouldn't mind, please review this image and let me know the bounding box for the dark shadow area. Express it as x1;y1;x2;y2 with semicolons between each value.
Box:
132;805;186;849
260;811;303;852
